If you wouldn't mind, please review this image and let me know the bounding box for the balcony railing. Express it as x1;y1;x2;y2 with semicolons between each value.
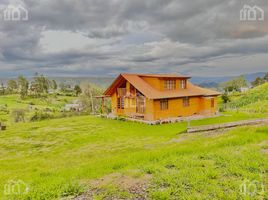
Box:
117;88;126;97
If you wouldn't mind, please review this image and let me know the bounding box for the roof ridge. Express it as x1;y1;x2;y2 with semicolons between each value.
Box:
121;73;191;78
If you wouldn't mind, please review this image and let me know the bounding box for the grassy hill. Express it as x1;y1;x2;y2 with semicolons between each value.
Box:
1;91;268;199
0;115;268;199
229;83;268;113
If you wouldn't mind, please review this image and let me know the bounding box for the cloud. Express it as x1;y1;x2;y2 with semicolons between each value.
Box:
0;0;267;78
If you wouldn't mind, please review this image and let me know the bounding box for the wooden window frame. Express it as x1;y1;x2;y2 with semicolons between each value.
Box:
180;79;186;89
164;80;176;90
117;97;124;109
183;97;190;107
160;99;168;110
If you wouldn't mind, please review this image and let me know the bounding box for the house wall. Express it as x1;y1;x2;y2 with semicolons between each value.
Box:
111;92;118;115
199;97;218;115
144;98;154;121
153;96;217;120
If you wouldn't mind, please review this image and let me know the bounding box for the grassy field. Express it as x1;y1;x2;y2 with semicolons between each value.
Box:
0;114;268;199
0;95;76;123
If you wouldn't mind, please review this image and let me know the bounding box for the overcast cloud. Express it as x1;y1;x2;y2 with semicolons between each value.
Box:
0;0;267;77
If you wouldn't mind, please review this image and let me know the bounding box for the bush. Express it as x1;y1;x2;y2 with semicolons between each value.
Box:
219;107;225;112
11;108;26;122
30;111;53;122
0;105;9;115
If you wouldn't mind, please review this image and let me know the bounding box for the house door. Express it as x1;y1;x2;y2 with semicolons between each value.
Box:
136;96;145;113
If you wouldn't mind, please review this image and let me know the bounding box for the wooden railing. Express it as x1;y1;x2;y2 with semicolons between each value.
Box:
117;88;126;97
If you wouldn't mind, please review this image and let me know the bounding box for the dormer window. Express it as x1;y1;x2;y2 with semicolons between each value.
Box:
180;79;186;89
164;80;176;90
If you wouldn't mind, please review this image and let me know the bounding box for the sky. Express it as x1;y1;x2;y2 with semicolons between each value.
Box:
0;0;267;78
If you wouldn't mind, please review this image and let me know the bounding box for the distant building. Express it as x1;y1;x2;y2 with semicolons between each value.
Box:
240;87;250;93
62;100;83;112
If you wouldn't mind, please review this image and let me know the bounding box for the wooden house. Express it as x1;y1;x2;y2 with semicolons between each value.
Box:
104;74;220;121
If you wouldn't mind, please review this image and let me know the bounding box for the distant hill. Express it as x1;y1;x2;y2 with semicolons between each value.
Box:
191;72;267;88
0;72;267;89
229;82;268;113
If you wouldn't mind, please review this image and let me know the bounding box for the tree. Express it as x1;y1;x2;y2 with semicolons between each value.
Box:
221;92;230;104
59;82;71;93
251;77;265;87
221;76;248;92
263;73;268;82
7;80;18;93
51;80;57;90
79;83;103;113
74;85;82;96
0;82;5;95
30;73;50;96
18;76;29;99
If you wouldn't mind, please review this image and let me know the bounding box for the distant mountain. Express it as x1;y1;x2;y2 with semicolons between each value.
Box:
191;72;267;88
0;72;267;89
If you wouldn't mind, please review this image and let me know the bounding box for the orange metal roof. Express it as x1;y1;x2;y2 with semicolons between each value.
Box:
104;73;221;99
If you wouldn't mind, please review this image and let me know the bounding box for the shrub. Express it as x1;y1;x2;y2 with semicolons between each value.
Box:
0;105;9;115
11;108;26;122
30;111;53;122
219;107;225;112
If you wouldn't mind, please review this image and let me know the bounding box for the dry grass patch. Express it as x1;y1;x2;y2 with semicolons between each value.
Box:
74;171;152;200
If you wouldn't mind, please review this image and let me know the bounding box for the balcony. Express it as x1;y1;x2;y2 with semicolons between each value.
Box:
117;88;126;97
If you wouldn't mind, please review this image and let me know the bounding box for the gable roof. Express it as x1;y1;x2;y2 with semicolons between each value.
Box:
104;73;221;99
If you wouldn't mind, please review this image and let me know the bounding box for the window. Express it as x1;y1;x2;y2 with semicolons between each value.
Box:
160;99;168;110
180;80;186;89
211;98;215;108
164;80;176;90
117;97;124;109
183;97;189;107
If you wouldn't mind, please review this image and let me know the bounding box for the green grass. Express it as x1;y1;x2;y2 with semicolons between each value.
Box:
0;95;76;124
228;83;268;113
190;111;268;127
0;94;75;109
0;115;267;199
